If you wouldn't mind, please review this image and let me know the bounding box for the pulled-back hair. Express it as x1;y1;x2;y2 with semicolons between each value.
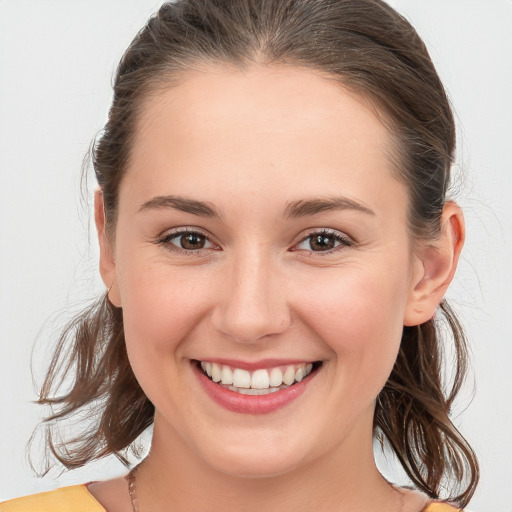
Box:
37;0;479;506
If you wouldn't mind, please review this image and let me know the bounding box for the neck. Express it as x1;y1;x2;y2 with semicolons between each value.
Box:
135;414;402;512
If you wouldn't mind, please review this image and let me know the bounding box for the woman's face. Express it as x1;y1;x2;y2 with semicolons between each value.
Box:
102;66;427;477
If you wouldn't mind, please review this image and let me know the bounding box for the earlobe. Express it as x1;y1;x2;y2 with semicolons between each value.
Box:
94;189;121;307
403;202;464;326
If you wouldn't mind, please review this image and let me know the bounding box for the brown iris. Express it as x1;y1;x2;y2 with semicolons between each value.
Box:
309;234;336;251
180;232;206;250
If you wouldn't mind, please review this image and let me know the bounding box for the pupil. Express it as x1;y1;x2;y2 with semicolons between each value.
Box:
311;235;335;251
181;233;205;250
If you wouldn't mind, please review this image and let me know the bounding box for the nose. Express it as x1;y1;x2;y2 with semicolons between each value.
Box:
211;250;291;344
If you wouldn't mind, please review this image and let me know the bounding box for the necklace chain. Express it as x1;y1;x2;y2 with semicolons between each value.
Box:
126;464;405;512
126;464;141;512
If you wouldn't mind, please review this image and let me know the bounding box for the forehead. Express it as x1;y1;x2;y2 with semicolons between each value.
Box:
124;65;404;213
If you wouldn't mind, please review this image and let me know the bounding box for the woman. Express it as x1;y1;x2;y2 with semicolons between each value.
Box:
0;0;479;510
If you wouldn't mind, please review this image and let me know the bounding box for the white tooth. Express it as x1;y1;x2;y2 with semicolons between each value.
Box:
233;368;251;388
200;361;207;372
205;362;212;377
305;363;313;375
269;367;283;387
283;365;295;385
251;369;270;389
211;363;221;382
295;365;305;382
221;365;233;385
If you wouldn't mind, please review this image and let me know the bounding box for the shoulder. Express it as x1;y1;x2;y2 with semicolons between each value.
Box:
0;485;106;512
423;502;464;512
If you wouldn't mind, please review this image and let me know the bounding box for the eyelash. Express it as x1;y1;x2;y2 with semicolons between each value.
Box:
154;228;219;256
154;228;354;256
293;229;354;255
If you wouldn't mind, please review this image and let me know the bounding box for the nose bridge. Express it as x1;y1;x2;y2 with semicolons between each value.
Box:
213;245;290;343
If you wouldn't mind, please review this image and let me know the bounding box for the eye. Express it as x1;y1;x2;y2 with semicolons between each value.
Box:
173;232;210;250
156;228;217;253
294;229;353;253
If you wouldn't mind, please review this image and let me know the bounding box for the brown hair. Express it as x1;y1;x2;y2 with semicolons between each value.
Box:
36;0;478;506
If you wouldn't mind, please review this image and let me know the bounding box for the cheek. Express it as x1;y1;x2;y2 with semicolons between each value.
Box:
115;258;219;416
116;257;212;359
296;260;410;380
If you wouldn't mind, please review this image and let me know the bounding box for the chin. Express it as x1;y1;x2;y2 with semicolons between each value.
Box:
196;435;309;479
210;454;303;479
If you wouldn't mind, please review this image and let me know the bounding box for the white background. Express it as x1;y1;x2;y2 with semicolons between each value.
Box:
0;1;510;509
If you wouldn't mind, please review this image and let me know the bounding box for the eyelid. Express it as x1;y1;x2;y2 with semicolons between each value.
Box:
152;226;354;256
291;228;355;254
153;226;221;254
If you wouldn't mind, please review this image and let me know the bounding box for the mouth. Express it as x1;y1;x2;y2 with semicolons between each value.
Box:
196;360;321;396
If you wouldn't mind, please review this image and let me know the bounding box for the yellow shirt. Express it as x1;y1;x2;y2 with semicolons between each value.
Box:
0;486;105;512
0;485;464;512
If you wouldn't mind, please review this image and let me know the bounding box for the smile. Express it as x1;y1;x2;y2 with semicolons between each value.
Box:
198;361;317;395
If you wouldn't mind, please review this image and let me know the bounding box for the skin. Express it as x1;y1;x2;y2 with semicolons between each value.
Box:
90;66;464;512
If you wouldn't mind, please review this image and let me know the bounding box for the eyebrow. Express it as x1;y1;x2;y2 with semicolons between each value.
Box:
283;196;375;218
139;195;222;218
138;194;374;219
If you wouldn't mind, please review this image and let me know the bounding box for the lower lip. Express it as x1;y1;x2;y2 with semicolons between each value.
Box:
194;363;316;415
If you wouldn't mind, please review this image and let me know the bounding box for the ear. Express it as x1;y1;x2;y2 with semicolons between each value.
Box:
403;201;464;326
95;189;121;307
